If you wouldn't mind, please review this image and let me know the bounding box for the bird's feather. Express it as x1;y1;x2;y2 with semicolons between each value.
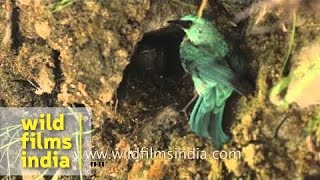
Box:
189;84;232;148
173;14;253;148
180;39;247;95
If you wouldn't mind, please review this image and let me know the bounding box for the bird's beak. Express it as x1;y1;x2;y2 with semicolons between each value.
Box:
167;20;192;29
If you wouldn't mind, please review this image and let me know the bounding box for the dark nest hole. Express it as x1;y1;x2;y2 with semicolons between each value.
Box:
103;25;194;148
117;23;193;120
111;22;251;146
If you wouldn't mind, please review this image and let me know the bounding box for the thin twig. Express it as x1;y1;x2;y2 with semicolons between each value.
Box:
114;91;118;114
198;0;208;17
274;116;289;138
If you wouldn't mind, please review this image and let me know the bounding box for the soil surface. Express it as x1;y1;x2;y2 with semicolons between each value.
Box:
0;0;320;179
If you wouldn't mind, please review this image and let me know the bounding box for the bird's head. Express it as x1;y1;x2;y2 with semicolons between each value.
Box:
168;14;220;45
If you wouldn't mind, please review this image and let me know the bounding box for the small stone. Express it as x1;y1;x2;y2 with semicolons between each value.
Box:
34;21;51;39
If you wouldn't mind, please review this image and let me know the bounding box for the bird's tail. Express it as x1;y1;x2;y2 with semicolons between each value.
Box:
189;89;230;149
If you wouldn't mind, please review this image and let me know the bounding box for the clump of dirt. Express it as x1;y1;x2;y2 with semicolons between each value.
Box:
0;0;150;178
112;0;320;179
225;4;320;179
1;0;150;118
0;0;320;179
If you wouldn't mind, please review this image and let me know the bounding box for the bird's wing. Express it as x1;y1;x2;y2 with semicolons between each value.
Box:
181;40;253;95
224;48;255;95
189;84;232;148
196;62;244;93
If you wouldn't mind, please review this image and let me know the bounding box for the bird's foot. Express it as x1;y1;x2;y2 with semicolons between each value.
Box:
180;92;198;119
180;108;189;120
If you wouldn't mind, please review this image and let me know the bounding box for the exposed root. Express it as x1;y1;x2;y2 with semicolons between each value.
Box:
231;0;316;34
233;0;301;24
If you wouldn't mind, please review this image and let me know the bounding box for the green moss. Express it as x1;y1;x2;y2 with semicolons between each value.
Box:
306;108;320;134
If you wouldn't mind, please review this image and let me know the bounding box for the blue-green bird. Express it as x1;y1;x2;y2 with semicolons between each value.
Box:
169;15;253;149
